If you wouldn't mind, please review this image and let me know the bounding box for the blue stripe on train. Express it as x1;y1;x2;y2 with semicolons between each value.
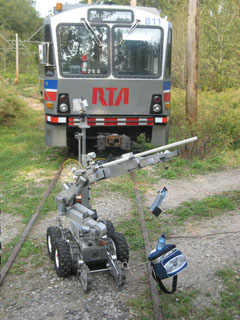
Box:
44;80;58;90
163;81;171;91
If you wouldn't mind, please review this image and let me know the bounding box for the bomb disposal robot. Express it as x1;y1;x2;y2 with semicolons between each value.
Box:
46;137;197;292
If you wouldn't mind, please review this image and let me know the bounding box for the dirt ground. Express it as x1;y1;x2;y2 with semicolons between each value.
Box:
0;166;240;319
146;168;240;306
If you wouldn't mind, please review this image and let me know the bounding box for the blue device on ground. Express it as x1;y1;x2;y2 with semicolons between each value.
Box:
148;237;187;294
151;187;167;217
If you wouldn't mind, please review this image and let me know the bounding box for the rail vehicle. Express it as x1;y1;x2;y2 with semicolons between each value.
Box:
39;1;172;150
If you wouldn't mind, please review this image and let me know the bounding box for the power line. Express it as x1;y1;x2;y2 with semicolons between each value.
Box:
27;25;44;41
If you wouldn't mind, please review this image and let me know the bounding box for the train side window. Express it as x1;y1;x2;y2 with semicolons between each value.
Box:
44;24;55;76
165;29;172;78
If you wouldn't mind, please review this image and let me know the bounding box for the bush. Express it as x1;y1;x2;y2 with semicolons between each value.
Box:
0;83;27;125
170;88;240;157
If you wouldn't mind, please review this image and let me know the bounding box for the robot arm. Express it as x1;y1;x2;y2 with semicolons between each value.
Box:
56;137;197;213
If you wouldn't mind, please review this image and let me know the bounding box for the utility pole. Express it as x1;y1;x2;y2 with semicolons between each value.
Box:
16;33;19;84
186;0;199;125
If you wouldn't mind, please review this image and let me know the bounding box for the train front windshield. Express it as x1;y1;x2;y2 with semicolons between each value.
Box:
58;25;109;77
58;24;163;78
113;27;162;77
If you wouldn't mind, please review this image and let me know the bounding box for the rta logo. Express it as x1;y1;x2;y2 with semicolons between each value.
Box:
92;88;129;106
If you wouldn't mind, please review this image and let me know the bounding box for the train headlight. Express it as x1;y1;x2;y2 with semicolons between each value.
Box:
59;103;69;113
58;93;70;113
152;104;161;113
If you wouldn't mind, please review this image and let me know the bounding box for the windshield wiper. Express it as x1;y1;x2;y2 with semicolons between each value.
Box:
119;19;141;46
81;18;102;47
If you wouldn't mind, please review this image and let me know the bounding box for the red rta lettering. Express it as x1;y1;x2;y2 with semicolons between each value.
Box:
114;88;129;106
92;88;129;106
92;88;107;106
106;88;117;106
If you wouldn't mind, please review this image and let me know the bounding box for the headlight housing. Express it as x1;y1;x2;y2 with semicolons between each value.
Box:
58;94;70;113
150;94;162;114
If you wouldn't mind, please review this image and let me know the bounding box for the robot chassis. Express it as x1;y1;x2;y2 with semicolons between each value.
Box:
46;137;197;292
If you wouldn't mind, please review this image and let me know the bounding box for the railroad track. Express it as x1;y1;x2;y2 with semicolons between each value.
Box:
0;161;65;286
0;157;165;320
130;171;165;320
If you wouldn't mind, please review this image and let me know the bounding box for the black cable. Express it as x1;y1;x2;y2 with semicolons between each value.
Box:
167;230;240;240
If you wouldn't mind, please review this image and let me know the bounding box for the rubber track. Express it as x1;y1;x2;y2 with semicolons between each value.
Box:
130;171;165;320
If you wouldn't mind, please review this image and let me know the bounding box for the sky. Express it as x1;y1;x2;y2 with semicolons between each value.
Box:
35;0;82;17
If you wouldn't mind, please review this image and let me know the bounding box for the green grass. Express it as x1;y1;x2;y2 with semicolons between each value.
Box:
1;235;21;268
170;88;240;156
0;86;65;223
9;240;46;275
128;288;198;320
0;86;65;271
1;224;49;273
92;174;136;199
128;290;154;320
92;173;240;263
127;190;240;319
134;150;240;186
139;191;240;243
160;290;198;319
215;267;240;319
97;176;240;319
117;217;145;251
134;87;240;179
168;191;240;224
130;266;240;320
1;70;39;86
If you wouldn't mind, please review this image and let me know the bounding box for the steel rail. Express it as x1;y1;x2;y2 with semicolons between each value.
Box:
0;161;65;286
130;171;165;320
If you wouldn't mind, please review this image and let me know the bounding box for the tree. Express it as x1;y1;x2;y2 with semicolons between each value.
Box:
199;0;240;90
0;0;42;39
158;0;188;88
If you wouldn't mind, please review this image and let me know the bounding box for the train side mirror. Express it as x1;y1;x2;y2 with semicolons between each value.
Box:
39;43;47;65
39;42;54;66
